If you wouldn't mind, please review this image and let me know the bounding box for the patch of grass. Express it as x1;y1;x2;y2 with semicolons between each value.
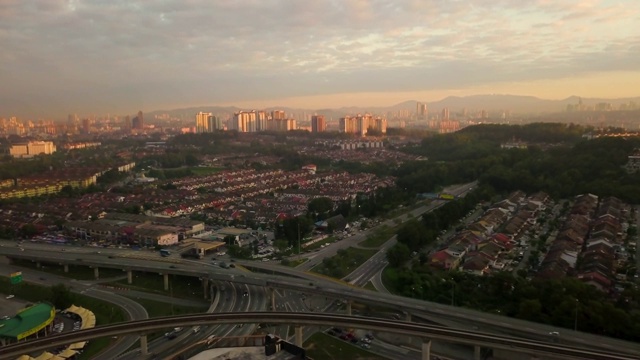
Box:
304;332;387;360
300;236;336;252
130;297;209;342
109;272;205;300
311;247;378;279
0;277;127;360
131;297;209;318
189;166;224;175
363;281;377;291
381;267;399;293
358;225;395;248
9;258;125;280
280;258;308;267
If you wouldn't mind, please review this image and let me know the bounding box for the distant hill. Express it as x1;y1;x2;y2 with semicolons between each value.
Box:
146;94;640;120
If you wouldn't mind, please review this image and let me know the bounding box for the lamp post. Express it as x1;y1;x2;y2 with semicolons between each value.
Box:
574;299;579;331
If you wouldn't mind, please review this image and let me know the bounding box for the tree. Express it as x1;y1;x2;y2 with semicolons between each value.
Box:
308;197;334;219
49;284;75;309
387;243;411;267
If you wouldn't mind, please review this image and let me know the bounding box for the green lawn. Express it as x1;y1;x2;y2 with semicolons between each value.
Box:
304;332;387;360
131;297;209;318
281;258;308;267
109;272;205;300
189;166;224;175
9;258;125;280
363;281;377;291
301;236;336;252
311;247;378;279
0;277;127;360
358;225;395;248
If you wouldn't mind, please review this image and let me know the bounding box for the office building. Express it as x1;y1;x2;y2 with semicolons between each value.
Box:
311;115;326;133
417;102;428;120
196;112;221;133
9;141;56;158
131;110;144;130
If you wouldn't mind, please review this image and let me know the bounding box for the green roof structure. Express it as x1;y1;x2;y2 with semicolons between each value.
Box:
0;303;55;341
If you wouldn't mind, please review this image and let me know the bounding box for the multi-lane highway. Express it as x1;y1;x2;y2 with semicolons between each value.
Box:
0;258;148;359
1;312;637;360
5;244;640;359
117;281;267;359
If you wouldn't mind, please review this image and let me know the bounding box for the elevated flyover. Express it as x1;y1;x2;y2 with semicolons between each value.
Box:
0;312;637;360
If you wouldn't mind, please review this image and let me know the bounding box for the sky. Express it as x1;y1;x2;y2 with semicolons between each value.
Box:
1;0;640;118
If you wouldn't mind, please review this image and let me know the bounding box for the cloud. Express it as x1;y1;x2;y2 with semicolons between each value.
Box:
0;0;639;117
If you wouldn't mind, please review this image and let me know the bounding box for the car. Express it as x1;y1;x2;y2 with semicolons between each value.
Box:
167;333;177;340
230;259;236;262
39;277;46;281
5;295;14;299
361;343;370;349
549;331;560;336
229;264;236;268
243;291;249;297
108;255;115;258
169;265;177;269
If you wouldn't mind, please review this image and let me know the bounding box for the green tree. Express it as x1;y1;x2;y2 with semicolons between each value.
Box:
387;243;411;267
49;284;75;309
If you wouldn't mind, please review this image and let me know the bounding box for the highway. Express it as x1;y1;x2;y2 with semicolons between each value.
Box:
0;259;148;360
3;238;640;358
115;280;267;359
0;312;637;360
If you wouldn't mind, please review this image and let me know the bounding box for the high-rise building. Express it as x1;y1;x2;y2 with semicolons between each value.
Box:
416;102;428;120
271;110;285;120
311;115;326;133
441;108;450;120
131;110;144;130
196;112;220;133
231;111;257;132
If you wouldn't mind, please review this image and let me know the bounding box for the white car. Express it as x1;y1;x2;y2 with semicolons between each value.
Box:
5;295;14;299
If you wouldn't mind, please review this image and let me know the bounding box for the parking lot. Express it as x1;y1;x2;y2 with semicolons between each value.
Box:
0;296;31;319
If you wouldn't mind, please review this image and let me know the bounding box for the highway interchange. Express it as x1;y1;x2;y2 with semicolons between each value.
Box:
2;181;640;359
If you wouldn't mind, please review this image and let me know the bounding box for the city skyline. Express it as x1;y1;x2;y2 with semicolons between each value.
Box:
1;1;639;118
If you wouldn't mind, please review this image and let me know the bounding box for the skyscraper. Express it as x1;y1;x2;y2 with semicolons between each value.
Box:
131;110;144;130
196;112;214;133
441;108;450;120
416;102;428;120
311;115;326;133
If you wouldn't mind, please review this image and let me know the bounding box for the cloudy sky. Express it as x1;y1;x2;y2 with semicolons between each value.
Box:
2;0;639;118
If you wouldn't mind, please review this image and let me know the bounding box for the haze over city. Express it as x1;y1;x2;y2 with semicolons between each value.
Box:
1;0;640;117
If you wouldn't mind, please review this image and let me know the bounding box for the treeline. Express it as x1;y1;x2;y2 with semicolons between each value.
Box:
384;268;640;341
393;123;640;202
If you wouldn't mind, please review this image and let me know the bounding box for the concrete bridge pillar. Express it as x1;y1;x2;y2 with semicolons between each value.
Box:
93;267;99;280
346;300;352;316
474;345;481;360
127;270;133;284
421;339;432;360
63;264;69;273
202;278;209;300
294;326;303;347
269;288;276;311
140;335;148;355
163;273;169;291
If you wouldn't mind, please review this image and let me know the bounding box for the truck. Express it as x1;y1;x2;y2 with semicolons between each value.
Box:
159;249;171;257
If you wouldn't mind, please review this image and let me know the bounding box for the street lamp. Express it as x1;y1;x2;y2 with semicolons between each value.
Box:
574;299;579;331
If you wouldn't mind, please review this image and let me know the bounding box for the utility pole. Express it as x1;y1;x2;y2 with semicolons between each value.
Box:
297;222;301;254
574;299;579;331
